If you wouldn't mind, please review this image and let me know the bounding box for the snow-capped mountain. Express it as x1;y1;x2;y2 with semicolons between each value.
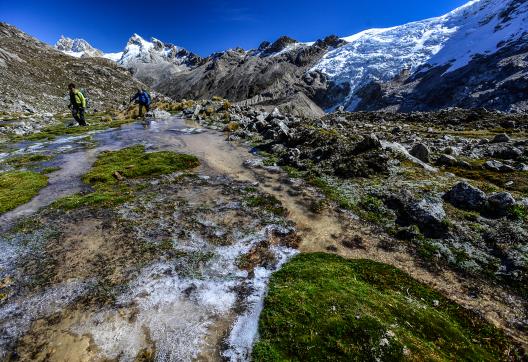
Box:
55;35;103;58
55;33;202;87
118;34;201;69
312;0;528;110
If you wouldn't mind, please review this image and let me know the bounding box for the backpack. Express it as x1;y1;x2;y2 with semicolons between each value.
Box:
79;89;89;108
139;91;151;106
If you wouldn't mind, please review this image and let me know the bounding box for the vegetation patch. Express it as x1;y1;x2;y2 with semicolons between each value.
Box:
245;194;287;216
11;118;136;142
446;166;528;194
53;145;199;210
253;253;522;361
0;171;48;214
307;176;354;210
4;153;52;167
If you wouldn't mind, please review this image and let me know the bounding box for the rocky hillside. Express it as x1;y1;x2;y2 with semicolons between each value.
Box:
0;23;145;114
149;0;528;115
156;36;347;118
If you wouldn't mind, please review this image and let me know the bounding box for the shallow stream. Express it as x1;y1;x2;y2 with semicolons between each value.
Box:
0;116;342;361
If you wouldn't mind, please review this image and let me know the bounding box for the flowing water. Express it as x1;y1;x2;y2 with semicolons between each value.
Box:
0;116;343;361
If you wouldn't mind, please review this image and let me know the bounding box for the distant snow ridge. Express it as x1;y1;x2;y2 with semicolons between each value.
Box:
117;33;199;69
54;33;200;70
55;35;103;58
312;0;528;110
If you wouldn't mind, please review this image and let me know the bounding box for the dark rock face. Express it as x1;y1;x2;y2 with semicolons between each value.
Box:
354;36;528;113
443;182;488;211
259;36;298;56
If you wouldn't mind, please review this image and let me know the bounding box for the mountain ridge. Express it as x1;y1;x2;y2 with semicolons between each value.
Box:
29;0;528;115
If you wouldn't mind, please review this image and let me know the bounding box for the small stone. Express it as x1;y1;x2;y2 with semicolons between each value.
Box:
113;171;125;181
326;245;338;252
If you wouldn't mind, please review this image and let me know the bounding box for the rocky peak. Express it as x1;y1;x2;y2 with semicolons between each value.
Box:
314;35;347;49
55;35;102;57
266;36;299;54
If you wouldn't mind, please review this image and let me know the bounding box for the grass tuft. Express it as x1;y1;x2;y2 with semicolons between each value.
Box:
53;145;199;210
254;253;522;361
0;171;48;214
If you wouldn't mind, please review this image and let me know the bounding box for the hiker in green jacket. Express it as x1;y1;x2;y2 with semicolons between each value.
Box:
68;83;87;126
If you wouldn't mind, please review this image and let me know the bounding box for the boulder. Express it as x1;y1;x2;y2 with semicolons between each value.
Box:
386;192;447;238
491;133;510;143
500;120;516;129
436;154;458;167
487;192;515;216
443;182;487;211
484;160;515;172
410;143;430;163
409;198;447;235
486;145;523;160
354;134;382;154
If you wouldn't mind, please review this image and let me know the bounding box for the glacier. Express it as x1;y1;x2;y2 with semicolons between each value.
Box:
311;0;528;110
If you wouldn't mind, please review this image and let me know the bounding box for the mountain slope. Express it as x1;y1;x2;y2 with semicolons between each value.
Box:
312;0;528;111
354;33;528;112
0;23;145;114
156;35;347;117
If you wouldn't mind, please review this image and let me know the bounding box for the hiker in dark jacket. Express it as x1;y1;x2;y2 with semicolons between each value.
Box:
68;83;87;126
130;88;151;119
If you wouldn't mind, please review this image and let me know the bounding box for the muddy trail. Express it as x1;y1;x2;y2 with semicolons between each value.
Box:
0;116;526;360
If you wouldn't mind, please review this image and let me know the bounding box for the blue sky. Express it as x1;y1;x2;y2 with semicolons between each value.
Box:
1;0;469;56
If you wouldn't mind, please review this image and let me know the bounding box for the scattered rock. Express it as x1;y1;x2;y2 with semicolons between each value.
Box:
436;154;458;167
341;236;365;249
484;160;515;172
443;182;487;211
500;120;515;129
113;171;125;181
491;133;510;143
354;134;382;153
410;143;430;163
487;192;515;216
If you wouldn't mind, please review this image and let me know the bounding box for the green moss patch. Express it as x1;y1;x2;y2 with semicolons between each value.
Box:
0;171;48;214
245;194;287;216
4;153;52;167
53;145;199;210
446;166;528;195
11;118;136;142
254;253;521;361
